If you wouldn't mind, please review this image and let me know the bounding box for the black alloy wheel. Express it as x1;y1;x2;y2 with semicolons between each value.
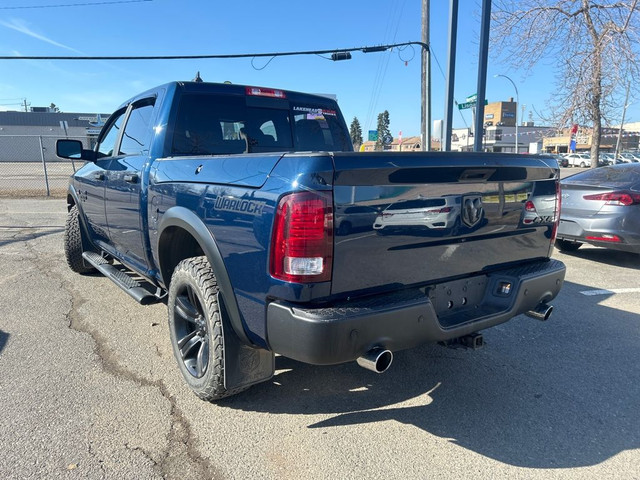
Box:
172;283;210;378
167;256;247;401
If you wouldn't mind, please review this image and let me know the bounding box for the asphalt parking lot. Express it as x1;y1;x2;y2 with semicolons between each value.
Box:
0;197;638;480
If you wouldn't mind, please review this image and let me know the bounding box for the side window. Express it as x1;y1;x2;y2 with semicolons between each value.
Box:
120;99;156;156
96;109;126;158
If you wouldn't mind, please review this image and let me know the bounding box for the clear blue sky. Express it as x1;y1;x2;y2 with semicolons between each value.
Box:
0;0;637;137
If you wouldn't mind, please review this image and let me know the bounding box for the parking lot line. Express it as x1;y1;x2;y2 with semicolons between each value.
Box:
580;287;640;296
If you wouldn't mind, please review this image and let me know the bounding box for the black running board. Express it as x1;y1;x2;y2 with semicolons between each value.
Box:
82;251;161;305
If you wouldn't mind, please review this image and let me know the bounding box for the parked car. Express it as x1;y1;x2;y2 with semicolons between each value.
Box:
556;163;640;254
373;195;462;233
547;154;569;168
565;153;591;168
522;180;558;226
334;205;379;235
600;153;615;166
619;153;640;163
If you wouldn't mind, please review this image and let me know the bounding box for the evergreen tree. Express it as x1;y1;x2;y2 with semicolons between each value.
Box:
375;110;391;151
349;117;363;150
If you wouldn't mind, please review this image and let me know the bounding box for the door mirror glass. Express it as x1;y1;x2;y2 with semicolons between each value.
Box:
56;139;83;159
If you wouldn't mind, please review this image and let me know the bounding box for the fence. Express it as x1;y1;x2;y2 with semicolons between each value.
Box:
0;135;89;197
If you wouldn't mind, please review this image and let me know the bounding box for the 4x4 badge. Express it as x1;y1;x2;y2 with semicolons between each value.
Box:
462;195;483;227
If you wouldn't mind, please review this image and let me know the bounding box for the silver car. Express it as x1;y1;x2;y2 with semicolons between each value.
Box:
373;195;461;232
556;164;640;253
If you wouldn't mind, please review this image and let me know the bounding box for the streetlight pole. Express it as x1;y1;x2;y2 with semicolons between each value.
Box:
494;74;519;153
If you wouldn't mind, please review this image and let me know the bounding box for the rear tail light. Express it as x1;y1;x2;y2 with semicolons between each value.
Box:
585;234;621;242
583;191;640;206
270;191;333;283
428;206;452;214
523;200;538;225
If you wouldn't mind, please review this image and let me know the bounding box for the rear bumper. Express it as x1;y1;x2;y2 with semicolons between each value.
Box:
266;259;566;365
557;218;640;253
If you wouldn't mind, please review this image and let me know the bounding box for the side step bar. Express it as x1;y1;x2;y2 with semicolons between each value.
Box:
82;251;161;305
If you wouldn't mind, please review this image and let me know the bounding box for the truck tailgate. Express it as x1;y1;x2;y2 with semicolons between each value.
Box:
331;152;559;296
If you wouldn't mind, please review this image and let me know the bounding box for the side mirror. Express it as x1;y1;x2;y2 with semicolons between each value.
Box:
56;139;94;161
56;139;82;159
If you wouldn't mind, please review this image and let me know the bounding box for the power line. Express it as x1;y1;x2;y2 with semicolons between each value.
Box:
0;0;152;9
365;0;408;132
0;41;429;61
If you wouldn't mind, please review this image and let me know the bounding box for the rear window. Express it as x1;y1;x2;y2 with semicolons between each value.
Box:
171;94;350;156
562;164;640;189
171;95;292;155
292;105;350;151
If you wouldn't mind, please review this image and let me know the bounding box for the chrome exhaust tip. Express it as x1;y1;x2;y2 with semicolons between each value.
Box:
525;303;553;321
357;348;393;373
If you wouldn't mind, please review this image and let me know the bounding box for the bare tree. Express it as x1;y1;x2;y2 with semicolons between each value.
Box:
491;1;640;167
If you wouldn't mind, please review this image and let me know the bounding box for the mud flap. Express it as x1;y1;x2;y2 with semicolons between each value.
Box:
219;295;274;390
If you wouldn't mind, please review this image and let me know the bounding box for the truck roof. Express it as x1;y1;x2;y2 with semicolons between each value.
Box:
120;81;339;108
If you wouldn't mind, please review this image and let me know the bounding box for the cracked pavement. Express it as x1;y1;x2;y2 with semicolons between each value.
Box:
0;199;218;480
0;198;639;479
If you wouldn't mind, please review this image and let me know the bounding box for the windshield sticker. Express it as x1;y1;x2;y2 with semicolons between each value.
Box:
293;106;337;117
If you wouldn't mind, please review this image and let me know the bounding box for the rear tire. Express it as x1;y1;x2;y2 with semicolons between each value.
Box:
555;239;581;252
64;205;95;274
168;256;248;401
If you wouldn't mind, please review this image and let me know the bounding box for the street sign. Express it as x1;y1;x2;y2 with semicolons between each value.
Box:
458;101;475;110
368;130;378;142
457;100;488;110
466;93;477;103
383;134;393;145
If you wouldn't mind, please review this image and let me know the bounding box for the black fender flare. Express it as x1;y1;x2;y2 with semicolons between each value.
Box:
157;207;251;346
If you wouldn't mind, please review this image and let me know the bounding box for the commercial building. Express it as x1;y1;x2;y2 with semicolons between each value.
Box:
542;126;640;154
0;109;109;162
450;125;552;153
483;98;517;127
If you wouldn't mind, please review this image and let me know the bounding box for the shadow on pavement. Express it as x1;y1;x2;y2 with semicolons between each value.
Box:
0;330;8;354
0;226;64;247
221;280;639;469
556;246;640;269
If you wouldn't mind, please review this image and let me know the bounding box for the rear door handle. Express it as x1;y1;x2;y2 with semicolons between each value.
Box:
93;172;105;181
124;174;139;184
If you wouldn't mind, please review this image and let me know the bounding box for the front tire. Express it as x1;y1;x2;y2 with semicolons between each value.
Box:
64;205;95;274
555;239;581;252
168;256;247;401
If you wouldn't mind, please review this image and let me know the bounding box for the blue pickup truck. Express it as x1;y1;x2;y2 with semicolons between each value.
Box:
57;81;566;401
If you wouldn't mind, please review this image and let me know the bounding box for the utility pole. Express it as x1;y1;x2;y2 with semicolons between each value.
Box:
443;0;459;152
23;98;29;112
473;0;492;152
421;0;431;151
